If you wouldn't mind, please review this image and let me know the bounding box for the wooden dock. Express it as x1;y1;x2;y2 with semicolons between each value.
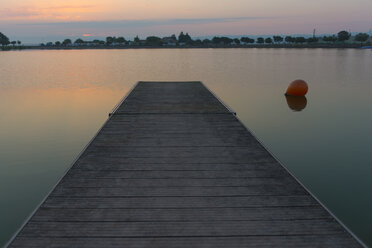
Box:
7;82;365;247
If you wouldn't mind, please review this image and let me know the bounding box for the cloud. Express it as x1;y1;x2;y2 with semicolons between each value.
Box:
41;5;96;11
0;5;97;21
18;16;278;28
0;8;40;18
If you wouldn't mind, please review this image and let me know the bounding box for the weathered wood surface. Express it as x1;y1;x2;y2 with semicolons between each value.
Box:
8;82;364;247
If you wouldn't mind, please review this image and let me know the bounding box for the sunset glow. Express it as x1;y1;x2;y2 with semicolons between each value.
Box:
0;0;371;42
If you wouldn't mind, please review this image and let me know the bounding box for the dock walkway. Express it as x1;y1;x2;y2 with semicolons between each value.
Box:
7;82;365;247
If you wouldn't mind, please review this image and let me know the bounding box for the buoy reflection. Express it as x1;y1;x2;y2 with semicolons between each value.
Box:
285;95;307;112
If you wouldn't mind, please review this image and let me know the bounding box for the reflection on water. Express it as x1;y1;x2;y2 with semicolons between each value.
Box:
0;49;372;246
0;84;128;246
285;95;307;111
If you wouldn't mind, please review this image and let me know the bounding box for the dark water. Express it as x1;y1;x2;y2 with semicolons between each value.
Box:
0;48;371;246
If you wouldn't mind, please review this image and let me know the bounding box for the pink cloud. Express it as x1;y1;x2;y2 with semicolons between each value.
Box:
0;5;97;21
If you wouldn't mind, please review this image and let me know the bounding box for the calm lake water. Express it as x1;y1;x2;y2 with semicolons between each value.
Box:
0;48;371;246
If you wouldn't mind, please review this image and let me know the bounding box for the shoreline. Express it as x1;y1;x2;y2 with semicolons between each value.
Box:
1;43;368;51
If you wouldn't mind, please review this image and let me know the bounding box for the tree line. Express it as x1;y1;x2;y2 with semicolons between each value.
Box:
39;30;372;47
1;30;371;48
0;32;21;46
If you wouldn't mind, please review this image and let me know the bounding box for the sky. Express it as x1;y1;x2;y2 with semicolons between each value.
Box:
0;0;371;43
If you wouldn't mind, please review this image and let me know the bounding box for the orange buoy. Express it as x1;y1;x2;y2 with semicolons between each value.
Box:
285;79;308;96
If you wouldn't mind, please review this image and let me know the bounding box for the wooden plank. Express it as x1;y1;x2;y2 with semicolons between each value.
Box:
10;235;362;248
58;177;298;188
74;162;280;171
51;185;306;197
7;81;364;247
108;112;240;121
20;219;345;237
31;206;329;222
78;155;277;164
64;168;288;178
82;146;270;158
42;196;317;208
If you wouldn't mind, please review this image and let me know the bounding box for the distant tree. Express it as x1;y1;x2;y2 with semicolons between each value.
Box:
212;37;220;44
178;32;185;42
55;41;61;46
93;39;105;45
285;36;295;43
256;37;264;44
178;32;192;44
273;36;283;43
224;37;233;45
322;35;337;43
202;39;211;45
265;37;273;44
106;36;114;45
233;38;240;45
117;37;126;44
212;37;233;45
0;32;10;46
194;39;202;46
11;41;16;46
170;34;177;41
74;38;85;45
307;37;319;43
240;37;254;44
330;36;338;42
145;36;163;46
17;40;21;45
322;36;329;42
134;36;140;44
355;33;370;45
62;39;72;46
337;30;351;42
295;37;306;44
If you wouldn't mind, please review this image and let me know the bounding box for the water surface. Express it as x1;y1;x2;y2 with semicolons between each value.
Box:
0;48;371;246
